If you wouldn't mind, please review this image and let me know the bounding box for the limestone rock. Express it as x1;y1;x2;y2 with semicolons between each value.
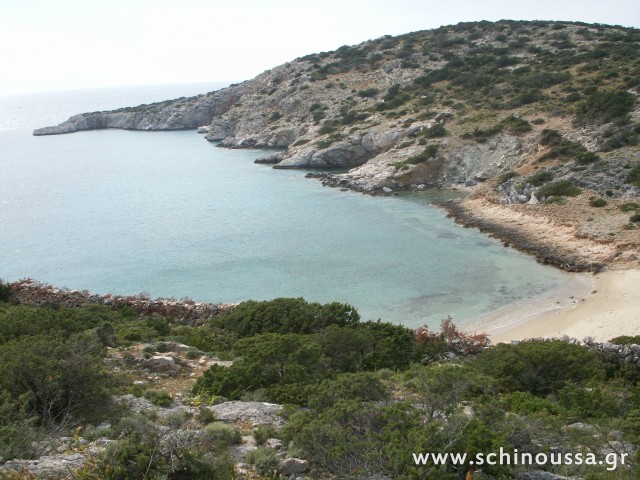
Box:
279;458;309;476
1;453;87;479
209;401;285;426
143;355;179;375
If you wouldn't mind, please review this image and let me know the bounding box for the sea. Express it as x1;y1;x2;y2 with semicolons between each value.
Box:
0;82;573;328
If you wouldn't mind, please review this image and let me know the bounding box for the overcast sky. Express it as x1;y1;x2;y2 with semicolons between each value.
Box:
1;0;639;96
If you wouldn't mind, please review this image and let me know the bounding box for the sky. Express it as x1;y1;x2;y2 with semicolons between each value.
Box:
0;0;639;96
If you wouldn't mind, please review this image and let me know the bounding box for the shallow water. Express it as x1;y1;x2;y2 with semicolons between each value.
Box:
0;86;571;328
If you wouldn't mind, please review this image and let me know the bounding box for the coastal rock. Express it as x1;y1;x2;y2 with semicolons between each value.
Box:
33;83;247;136
254;151;286;164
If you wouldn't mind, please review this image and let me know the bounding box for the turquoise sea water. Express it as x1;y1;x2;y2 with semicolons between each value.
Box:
0;85;570;328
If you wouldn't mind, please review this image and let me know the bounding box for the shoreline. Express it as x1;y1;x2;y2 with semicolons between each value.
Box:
485;269;640;343
442;196;639;343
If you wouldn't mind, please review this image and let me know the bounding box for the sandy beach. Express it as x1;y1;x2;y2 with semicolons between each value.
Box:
445;194;640;344
486;269;640;343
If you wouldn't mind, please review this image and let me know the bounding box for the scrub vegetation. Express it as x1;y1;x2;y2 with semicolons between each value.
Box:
1;285;639;479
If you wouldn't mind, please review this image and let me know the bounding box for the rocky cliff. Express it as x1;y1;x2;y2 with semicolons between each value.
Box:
34;20;640;196
33;82;249;135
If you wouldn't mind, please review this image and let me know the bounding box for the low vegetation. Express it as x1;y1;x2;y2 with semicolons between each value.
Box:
2;290;640;479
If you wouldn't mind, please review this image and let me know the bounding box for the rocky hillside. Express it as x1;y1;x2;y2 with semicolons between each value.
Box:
34;20;640;193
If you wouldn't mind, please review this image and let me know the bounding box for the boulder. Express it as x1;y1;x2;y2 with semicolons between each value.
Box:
279;458;309;476
209;401;285;426
142;355;179;375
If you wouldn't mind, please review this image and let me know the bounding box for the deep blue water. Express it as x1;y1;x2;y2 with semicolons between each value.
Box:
0;84;570;327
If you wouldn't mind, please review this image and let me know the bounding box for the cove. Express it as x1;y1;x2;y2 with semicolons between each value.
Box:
0;128;570;328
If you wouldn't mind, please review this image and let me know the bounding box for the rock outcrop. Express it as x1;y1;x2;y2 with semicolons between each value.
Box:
33;21;640;197
33;82;248;135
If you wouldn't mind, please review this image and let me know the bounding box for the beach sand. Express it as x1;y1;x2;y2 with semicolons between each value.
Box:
487;269;640;343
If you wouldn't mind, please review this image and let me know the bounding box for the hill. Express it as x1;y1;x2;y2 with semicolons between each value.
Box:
33;20;640;269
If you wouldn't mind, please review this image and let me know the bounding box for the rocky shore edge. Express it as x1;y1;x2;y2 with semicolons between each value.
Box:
441;201;605;273
8;279;236;326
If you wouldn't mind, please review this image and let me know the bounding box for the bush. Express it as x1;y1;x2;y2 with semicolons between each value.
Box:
474;340;604;395
202;423;242;449
357;88;379;98
0;279;12;302
610;335;640;344
619;202;640;212
538;129;596;163
498;171;518;184
144;389;173;407
631;212;640;223
538;180;582;197
501;391;564;416
193;333;326;401
627;164;640;186
589;197;607;207
246;447;280;476
307;372;388;411
423;123;447;138
0;332;112;425
253;424;279;446
526;170;554;186
575;89;635;125
211;298;359;338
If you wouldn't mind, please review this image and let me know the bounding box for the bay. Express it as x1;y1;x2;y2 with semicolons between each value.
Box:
0;85;570;328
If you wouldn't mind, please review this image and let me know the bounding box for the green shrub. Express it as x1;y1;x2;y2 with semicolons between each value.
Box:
307;372;388;411
357;88;380;98
576;151;599;165
474;340;604;395
526;170;554;186
610;335;640;345
253;424;279;446
500;391;564;416
501;115;532;134
144;389;173;407
0;331;112;424
627;164;640;186
246;447;279;476
202;423;242;448
631;212;640;223
538;180;582;197
194;333;326;401
619;202;640;212
589;197;607;207
211;298;360;337
423;123;447;138
0;280;12;302
575;89;635;125
196;406;217;425
538;129;596;163
498;171;518;184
